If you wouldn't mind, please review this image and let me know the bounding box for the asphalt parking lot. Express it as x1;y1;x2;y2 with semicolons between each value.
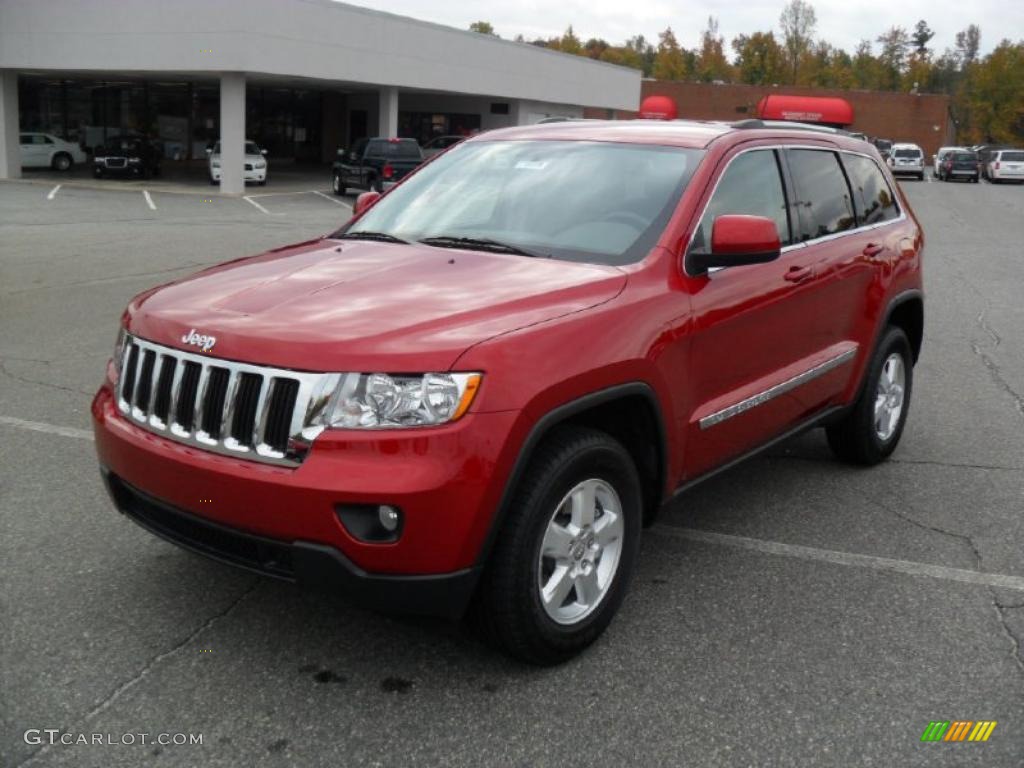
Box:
2;176;1023;767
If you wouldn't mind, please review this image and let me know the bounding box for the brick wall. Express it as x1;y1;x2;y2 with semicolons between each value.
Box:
584;81;954;157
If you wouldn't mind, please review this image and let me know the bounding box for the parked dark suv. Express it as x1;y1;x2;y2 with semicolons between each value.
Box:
94;120;923;664
332;137;423;195
940;150;980;183
93;136;161;179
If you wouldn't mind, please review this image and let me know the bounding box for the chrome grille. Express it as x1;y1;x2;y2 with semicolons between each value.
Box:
116;334;333;466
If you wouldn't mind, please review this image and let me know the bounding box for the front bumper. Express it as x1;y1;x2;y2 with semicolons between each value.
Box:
102;471;479;617
210;166;267;182
92;382;521;615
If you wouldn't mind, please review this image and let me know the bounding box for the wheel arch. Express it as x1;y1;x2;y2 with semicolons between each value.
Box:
884;290;924;363
476;382;669;569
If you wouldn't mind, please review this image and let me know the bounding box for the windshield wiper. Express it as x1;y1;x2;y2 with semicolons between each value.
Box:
337;231;408;244
419;236;548;258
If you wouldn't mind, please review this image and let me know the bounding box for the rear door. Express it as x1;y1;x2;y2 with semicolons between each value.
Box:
683;145;847;478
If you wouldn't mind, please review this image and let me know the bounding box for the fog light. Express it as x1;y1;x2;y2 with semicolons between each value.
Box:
335;503;403;543
378;505;400;532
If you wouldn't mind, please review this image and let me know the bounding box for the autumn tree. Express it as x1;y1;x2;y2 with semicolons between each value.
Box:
876;26;911;90
468;21;496;36
732;32;787;85
779;0;817;83
653;27;690;80
695;17;733;82
955;24;981;67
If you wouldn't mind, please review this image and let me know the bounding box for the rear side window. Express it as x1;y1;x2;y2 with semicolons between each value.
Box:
841;153;900;225
690;149;792;253
786;149;856;240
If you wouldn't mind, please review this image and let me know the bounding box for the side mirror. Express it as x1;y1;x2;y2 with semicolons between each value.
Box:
260;148;267;155
690;215;781;274
353;190;381;216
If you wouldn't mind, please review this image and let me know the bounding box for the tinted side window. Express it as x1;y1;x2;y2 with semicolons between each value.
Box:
787;149;856;240
691;149;791;253
841;153;899;225
365;139;384;159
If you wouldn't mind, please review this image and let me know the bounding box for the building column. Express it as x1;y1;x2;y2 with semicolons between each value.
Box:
378;86;398;138
509;100;528;127
0;70;21;180
219;73;246;194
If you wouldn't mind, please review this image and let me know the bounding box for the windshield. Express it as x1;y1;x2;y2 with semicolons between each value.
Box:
369;140;422;159
894;149;921;158
211;142;261;155
102;137;140;152
1000;151;1024;162
334;140;702;265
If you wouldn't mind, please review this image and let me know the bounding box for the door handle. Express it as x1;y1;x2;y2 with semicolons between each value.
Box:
784;265;815;283
863;243;885;257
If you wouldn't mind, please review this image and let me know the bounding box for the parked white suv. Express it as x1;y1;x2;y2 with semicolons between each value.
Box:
932;146;965;179
888;143;925;180
987;149;1024;184
19;132;87;171
207;141;268;185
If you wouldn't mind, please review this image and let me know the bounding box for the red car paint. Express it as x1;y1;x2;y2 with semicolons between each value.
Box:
93;120;923;610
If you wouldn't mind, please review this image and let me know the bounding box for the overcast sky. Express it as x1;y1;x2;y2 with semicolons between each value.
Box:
351;0;1020;57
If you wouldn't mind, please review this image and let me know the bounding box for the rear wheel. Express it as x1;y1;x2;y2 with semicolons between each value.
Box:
472;426;642;665
827;327;913;465
52;152;73;171
332;171;345;196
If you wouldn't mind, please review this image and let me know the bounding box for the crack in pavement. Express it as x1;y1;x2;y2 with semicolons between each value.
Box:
13;579;261;768
0;360;93;397
767;453;1023;472
867;492;1024;677
970;340;1024;420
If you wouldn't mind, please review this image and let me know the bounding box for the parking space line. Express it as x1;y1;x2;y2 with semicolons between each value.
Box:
0;415;94;441
653;525;1024;591
46;184;61;200
243;195;271;214
143;190;156;210
313;190;352;207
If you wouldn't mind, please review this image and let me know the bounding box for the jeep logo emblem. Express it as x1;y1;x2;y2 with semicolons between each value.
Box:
181;328;216;352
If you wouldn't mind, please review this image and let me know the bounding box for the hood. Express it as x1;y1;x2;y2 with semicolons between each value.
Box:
128;238;627;372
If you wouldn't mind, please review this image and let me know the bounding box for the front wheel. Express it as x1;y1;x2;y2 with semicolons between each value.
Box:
52;153;73;171
332;172;345;196
472;426;642;665
827;327;913;465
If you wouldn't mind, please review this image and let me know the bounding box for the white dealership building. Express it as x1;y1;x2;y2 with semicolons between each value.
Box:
0;0;639;192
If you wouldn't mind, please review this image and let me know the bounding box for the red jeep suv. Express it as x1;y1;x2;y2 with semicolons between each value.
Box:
93;120;923;664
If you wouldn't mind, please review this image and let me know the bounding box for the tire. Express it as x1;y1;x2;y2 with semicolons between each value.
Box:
471;426;642;665
826;327;913;465
973;176;979;184
93;167;103;178
332;172;345;196
52;152;73;171
209;177;218;186
918;172;925;181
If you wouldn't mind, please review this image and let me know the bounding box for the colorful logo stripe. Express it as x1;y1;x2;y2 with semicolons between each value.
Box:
921;721;997;742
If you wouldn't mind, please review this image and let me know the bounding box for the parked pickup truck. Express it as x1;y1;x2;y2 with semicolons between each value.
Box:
332;137;423;196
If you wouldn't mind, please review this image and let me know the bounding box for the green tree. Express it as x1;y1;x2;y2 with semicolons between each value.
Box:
468;21;496;36
851;40;883;89
911;20;934;57
653;27;690;80
779;0;817;83
961;40;1024;143
556;25;583;55
732;31;786;85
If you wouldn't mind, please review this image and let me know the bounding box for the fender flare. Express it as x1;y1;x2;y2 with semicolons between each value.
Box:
474;381;669;568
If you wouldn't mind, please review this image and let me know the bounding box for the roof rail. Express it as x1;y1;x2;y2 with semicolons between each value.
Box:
731;119;852;136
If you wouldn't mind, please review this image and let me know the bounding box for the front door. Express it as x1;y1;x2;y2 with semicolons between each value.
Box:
682;145;855;480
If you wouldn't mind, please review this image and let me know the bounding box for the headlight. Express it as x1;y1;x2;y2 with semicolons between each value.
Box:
316;372;481;429
254;160;266;169
128;157;141;164
111;327;127;381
